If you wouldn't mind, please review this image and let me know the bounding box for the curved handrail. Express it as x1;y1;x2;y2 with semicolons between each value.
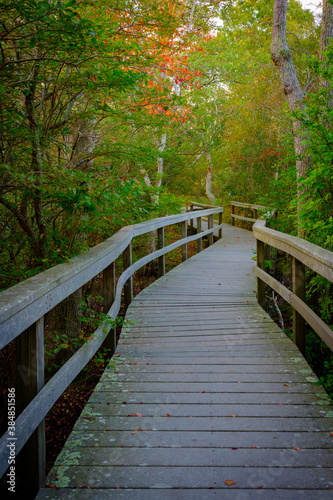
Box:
0;208;221;348
253;220;333;282
0;206;223;481
253;219;333;352
230;201;277;225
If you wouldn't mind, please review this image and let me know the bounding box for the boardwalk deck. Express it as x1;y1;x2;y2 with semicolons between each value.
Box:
37;224;333;499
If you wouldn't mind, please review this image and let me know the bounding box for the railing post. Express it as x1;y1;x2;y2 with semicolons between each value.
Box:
189;204;194;234
218;211;222;239
123;242;133;312
254;208;258;220
181;221;187;262
157;227;165;277
292;257;306;355
16;317;45;497
197;216;202;252
208;214;214;246
231;203;235;226
256;239;265;308
103;261;116;354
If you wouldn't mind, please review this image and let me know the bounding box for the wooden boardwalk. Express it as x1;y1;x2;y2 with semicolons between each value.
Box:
37;224;333;499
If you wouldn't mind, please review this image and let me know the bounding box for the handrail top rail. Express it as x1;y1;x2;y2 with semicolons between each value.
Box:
230;200;270;210
188;201;221;209
253;220;333;282
0;207;223;332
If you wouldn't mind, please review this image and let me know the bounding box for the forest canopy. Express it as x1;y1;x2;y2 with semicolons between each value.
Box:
0;0;332;290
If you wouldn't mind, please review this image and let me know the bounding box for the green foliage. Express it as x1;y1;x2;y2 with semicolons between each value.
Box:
295;45;333;249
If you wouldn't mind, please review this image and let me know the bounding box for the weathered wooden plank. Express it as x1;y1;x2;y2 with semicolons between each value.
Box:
95;381;319;394
44;465;333;489
81;402;330;418
36;489;333;500
63;429;333;449
89;391;327;405
54;446;333;467
75;416;332;432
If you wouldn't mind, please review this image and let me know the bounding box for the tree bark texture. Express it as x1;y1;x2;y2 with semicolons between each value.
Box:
270;0;311;235
205;152;216;204
320;0;333;105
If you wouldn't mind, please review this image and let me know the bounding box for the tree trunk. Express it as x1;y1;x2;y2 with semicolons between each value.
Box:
140;132;167;260
320;0;333;105
205;152;216;204
320;0;333;53
270;0;311;236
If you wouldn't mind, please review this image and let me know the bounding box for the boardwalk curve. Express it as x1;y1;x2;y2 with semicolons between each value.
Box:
37;224;333;499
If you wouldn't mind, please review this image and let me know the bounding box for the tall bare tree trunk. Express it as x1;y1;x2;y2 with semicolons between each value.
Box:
320;0;333;105
270;0;311;236
205;152;216;204
140;132;167;256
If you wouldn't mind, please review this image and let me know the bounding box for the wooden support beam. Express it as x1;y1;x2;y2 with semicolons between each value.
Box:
103;262;116;354
157;227;165;277
181;221;187;262
123;243;133;312
218;211;222;239
256;239;265;308
189;204;194;234
197;217;202;253
208;214;214;246
231;204;235;226
16;317;45;498
292;257;306;355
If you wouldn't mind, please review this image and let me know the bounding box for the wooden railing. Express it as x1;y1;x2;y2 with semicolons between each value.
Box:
0;206;223;494
253;219;333;355
230;201;277;226
187;201;223;243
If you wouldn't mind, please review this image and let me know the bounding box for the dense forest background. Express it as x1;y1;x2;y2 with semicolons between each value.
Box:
1;0;332;291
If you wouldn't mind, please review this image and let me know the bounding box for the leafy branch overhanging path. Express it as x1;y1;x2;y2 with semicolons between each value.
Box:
37;224;333;498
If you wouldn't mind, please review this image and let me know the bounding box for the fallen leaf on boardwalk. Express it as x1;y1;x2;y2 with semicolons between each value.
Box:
131;429;138;435
225;480;236;486
284;384;290;387
231;414;236;417
252;446;257;449
293;447;301;450
166;413;172;417
244;301;248;303
201;391;206;393
231;447;238;450
136;413;142;417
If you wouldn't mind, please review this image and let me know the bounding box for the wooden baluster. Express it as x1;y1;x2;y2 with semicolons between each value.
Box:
231;204;235;226
157;227;165;277
181;221;187;262
189;204;194;234
103;261;116;354
123;243;133;312
208;214;214;246
218;211;222;239
16;317;45;497
292;257;306;355
197;216;202;253
256;239;265;308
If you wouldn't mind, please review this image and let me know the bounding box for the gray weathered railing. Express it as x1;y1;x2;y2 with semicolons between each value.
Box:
187;201;223;243
230;200;277;226
253;219;333;355
0;206;223;494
